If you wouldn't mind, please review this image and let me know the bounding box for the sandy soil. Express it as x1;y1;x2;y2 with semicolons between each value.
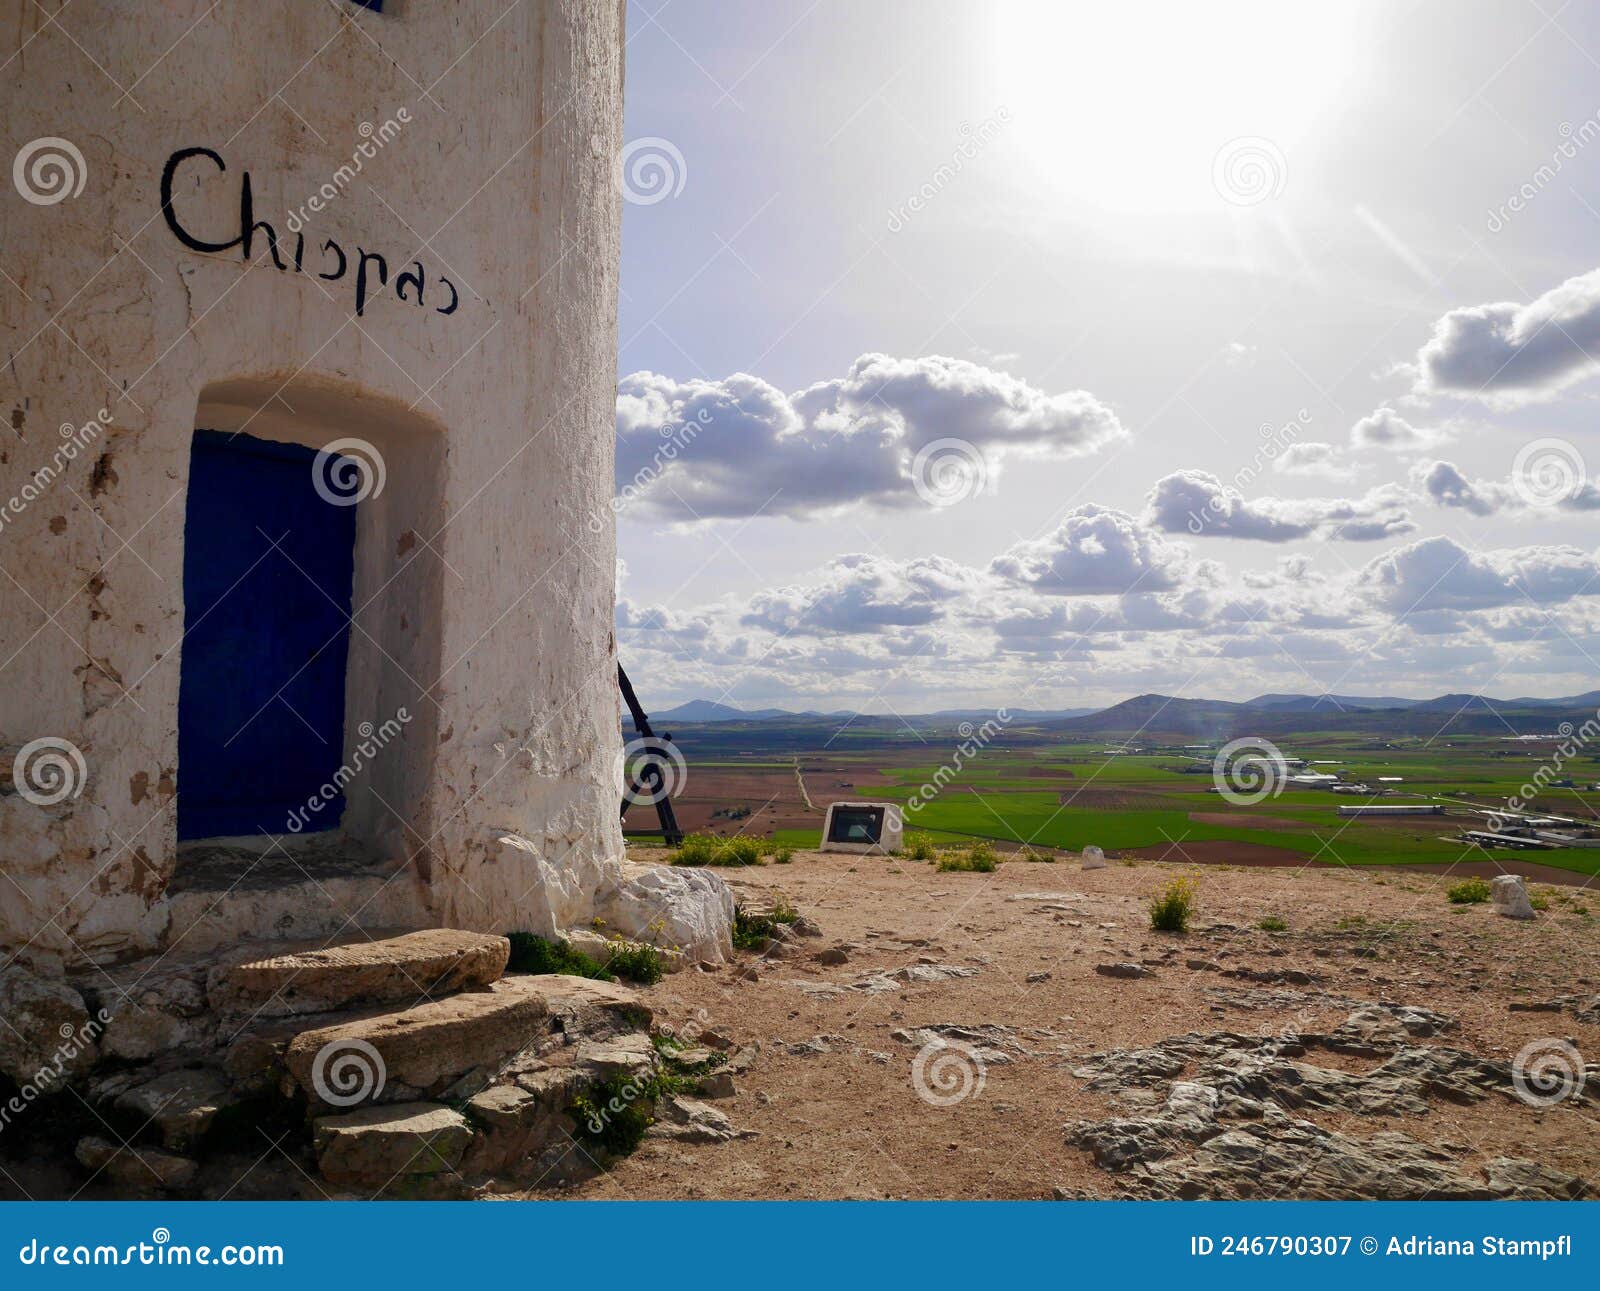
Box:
544;849;1600;1200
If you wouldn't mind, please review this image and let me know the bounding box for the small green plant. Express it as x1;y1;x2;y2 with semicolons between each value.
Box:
674;833;765;867
1016;846;1055;863
903;831;938;861
937;841;997;872
1256;915;1288;932
1447;877;1493;905
506;932;613;980
1148;874;1198;933
595;940;665;985
1529;893;1551;912
770;844;795;864
569;1073;659;1156
732;897;800;951
651;1033;732;1097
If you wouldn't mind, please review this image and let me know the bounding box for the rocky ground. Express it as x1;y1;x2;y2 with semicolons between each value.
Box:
541;849;1600;1200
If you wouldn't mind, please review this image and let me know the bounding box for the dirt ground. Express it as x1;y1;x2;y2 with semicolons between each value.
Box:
544;849;1600;1200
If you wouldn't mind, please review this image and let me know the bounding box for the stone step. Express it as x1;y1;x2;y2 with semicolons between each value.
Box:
313;1102;473;1187
284;973;649;1110
209;929;510;1018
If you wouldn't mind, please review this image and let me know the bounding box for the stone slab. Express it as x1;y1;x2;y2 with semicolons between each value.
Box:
313;1102;472;1185
0;967;99;1086
211;929;510;1017
285;976;558;1108
112;1067;231;1151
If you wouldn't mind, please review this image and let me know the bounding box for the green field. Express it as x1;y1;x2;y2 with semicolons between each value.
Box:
762;736;1600;877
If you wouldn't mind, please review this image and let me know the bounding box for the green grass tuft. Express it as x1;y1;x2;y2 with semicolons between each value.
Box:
731;897;799;951
1149;875;1198;933
936;841;998;872
569;1073;658;1156
674;833;765;867
1447;877;1493;904
593;940;664;985
506;932;614;980
1256;915;1288;932
903;831;938;861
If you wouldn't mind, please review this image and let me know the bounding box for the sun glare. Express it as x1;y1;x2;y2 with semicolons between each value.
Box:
990;1;1362;212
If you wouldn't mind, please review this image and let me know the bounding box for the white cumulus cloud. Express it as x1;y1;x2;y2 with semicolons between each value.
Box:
1356;535;1600;614
1415;265;1600;400
1144;470;1415;542
613;354;1126;521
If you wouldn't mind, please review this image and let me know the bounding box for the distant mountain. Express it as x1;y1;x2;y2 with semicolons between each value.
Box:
1050;693;1249;737
1044;690;1598;740
630;700;1098;726
926;707;1099;721
631;688;1597;734
1406;693;1501;713
1508;690;1600;709
647;700;796;723
1244;693;1415;712
1244;691;1599;715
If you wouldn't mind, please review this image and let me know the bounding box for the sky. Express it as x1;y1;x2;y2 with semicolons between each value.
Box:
613;0;1600;714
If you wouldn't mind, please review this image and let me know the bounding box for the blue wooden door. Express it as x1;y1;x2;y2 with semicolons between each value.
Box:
177;429;356;840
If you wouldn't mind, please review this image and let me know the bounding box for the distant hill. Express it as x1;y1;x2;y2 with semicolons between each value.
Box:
629;699;1097;726
1508;690;1600;709
1244;691;1600;715
628;689;1597;737
1044;692;1595;740
926;707;1099;721
646;699;796;723
1243;693;1415;712
1405;693;1501;713
1052;693;1249;738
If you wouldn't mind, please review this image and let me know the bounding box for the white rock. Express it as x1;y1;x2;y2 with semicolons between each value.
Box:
1491;874;1535;920
593;860;734;964
491;834;731;964
493;832;601;942
1081;846;1107;870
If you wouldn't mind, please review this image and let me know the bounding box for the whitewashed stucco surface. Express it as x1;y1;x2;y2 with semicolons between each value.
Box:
0;1;667;964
